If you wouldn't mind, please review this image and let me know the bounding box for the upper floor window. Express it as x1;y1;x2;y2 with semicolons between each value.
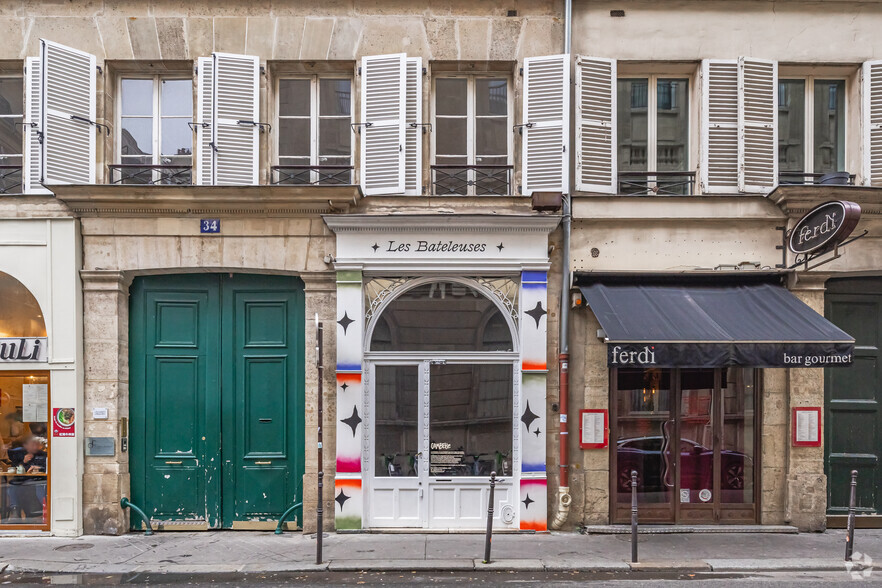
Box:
0;77;23;194
778;78;846;183
275;77;353;185
117;77;192;185
617;76;691;195
432;75;511;196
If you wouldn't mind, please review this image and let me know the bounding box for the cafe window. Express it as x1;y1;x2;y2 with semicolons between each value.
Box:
0;77;23;194
117;76;193;185
432;75;512;196
276;77;353;185
778;78;846;182
617;77;690;195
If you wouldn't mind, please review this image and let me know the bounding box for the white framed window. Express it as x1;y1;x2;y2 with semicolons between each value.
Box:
617;75;690;195
0;76;23;193
778;76;847;183
276;76;353;185
117;76;193;184
432;74;512;196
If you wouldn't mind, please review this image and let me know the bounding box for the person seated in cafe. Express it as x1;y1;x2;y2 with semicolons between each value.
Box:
6;436;47;521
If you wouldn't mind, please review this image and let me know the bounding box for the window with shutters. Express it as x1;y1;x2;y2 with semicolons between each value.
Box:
274;76;353;185
778;77;848;184
0;76;23;194
617;75;692;195
432;75;512;196
115;76;193;185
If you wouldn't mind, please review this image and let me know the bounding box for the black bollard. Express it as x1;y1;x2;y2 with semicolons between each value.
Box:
631;470;638;563
846;469;858;562
483;471;498;564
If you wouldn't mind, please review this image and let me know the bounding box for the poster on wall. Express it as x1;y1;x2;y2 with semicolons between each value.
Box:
579;409;608;449
22;384;48;422
52;408;75;438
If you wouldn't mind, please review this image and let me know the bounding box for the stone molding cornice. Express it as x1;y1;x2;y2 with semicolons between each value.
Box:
323;213;561;234
770;185;882;217
80;270;133;293
301;271;337;292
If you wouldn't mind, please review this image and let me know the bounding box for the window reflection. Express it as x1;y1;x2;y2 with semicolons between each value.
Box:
374;365;419;477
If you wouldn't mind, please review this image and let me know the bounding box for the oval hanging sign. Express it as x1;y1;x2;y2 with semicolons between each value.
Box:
789;200;861;255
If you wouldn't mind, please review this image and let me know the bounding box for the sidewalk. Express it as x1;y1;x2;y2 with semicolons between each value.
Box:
0;529;876;574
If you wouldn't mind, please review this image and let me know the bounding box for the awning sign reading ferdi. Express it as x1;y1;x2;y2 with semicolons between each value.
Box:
578;277;854;368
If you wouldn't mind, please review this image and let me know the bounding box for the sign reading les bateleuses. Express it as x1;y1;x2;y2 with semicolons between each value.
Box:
789;200;861;256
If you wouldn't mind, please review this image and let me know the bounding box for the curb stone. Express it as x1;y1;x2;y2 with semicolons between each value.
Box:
328;559;475;572
476;559;544;571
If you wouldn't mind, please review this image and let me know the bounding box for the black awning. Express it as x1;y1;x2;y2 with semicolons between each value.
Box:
579;281;854;368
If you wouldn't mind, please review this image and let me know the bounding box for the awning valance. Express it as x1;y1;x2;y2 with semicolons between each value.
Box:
579;280;854;368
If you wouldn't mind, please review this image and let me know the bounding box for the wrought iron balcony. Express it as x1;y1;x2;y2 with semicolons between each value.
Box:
431;165;513;196
617;171;696;196
271;165;354;185
109;164;192;185
0;165;22;194
778;171;855;186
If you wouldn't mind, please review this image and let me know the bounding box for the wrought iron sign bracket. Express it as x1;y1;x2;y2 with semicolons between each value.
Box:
71;114;110;136
790;229;869;271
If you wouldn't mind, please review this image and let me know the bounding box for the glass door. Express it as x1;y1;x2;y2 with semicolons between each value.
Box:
368;363;425;528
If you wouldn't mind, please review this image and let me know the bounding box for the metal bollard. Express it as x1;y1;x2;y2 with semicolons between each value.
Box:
631;470;638;563
846;469;858;562
316;471;324;565
483;471;498;564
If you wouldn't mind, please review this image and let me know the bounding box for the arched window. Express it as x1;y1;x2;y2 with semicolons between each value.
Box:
369;281;513;352
0;272;46;339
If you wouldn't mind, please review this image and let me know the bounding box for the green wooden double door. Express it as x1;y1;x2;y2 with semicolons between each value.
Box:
825;277;882;520
130;274;305;529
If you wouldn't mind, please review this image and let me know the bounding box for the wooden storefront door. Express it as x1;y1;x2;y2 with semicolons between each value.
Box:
825;278;882;523
130;274;304;529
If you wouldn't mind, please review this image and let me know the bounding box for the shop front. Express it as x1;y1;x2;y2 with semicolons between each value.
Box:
575;274;853;526
0;214;82;535
325;214;559;531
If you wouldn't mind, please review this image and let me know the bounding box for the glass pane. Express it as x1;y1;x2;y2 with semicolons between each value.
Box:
435;78;467;116
617;79;648;172
279;79;310;117
318;117;351;157
157;155;192;185
656;79;688;172
120;118;152;156
160;118;192;156
0;155;21;194
275;156;311;184
678;369;714;505
616;368;672;505
160;79;192;117
117;156;153;184
278;118;310;157
778;79;806;176
319;79;351;117
0;78;23;116
813;80;845;174
375;366;419;477
0;116;22;156
370;281;513;352
0;271;47;338
0;373;50;526
429;364;512;477
435;117;466;157
721;368;755;504
476;78;507;116
475;118;507;157
121;79;154;116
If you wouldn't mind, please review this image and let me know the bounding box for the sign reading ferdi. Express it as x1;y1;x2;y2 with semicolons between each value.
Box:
0;337;47;362
789;200;861;256
608;343;852;368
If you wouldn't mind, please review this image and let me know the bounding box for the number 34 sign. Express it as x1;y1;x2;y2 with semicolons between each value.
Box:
200;219;221;234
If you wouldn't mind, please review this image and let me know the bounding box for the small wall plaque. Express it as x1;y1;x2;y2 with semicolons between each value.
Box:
86;437;115;456
200;219;220;233
792;407;822;447
579;409;609;449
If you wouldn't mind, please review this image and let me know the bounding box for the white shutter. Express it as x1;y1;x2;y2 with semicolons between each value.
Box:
23;57;49;194
575;56;616;193
862;60;882;186
195;56;213;186
522;54;570;195
738;57;777;192
404;57;422;195
40;39;96;185
360;53;406;196
212;52;259;186
700;59;739;193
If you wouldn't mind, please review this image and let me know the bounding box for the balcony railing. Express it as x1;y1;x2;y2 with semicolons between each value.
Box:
271;165;354;185
0;165;22;194
617;171;696;196
778;171;855;186
431;165;513;196
109;164;192;185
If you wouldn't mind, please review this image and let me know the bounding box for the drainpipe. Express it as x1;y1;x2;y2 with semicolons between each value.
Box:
551;0;574;531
